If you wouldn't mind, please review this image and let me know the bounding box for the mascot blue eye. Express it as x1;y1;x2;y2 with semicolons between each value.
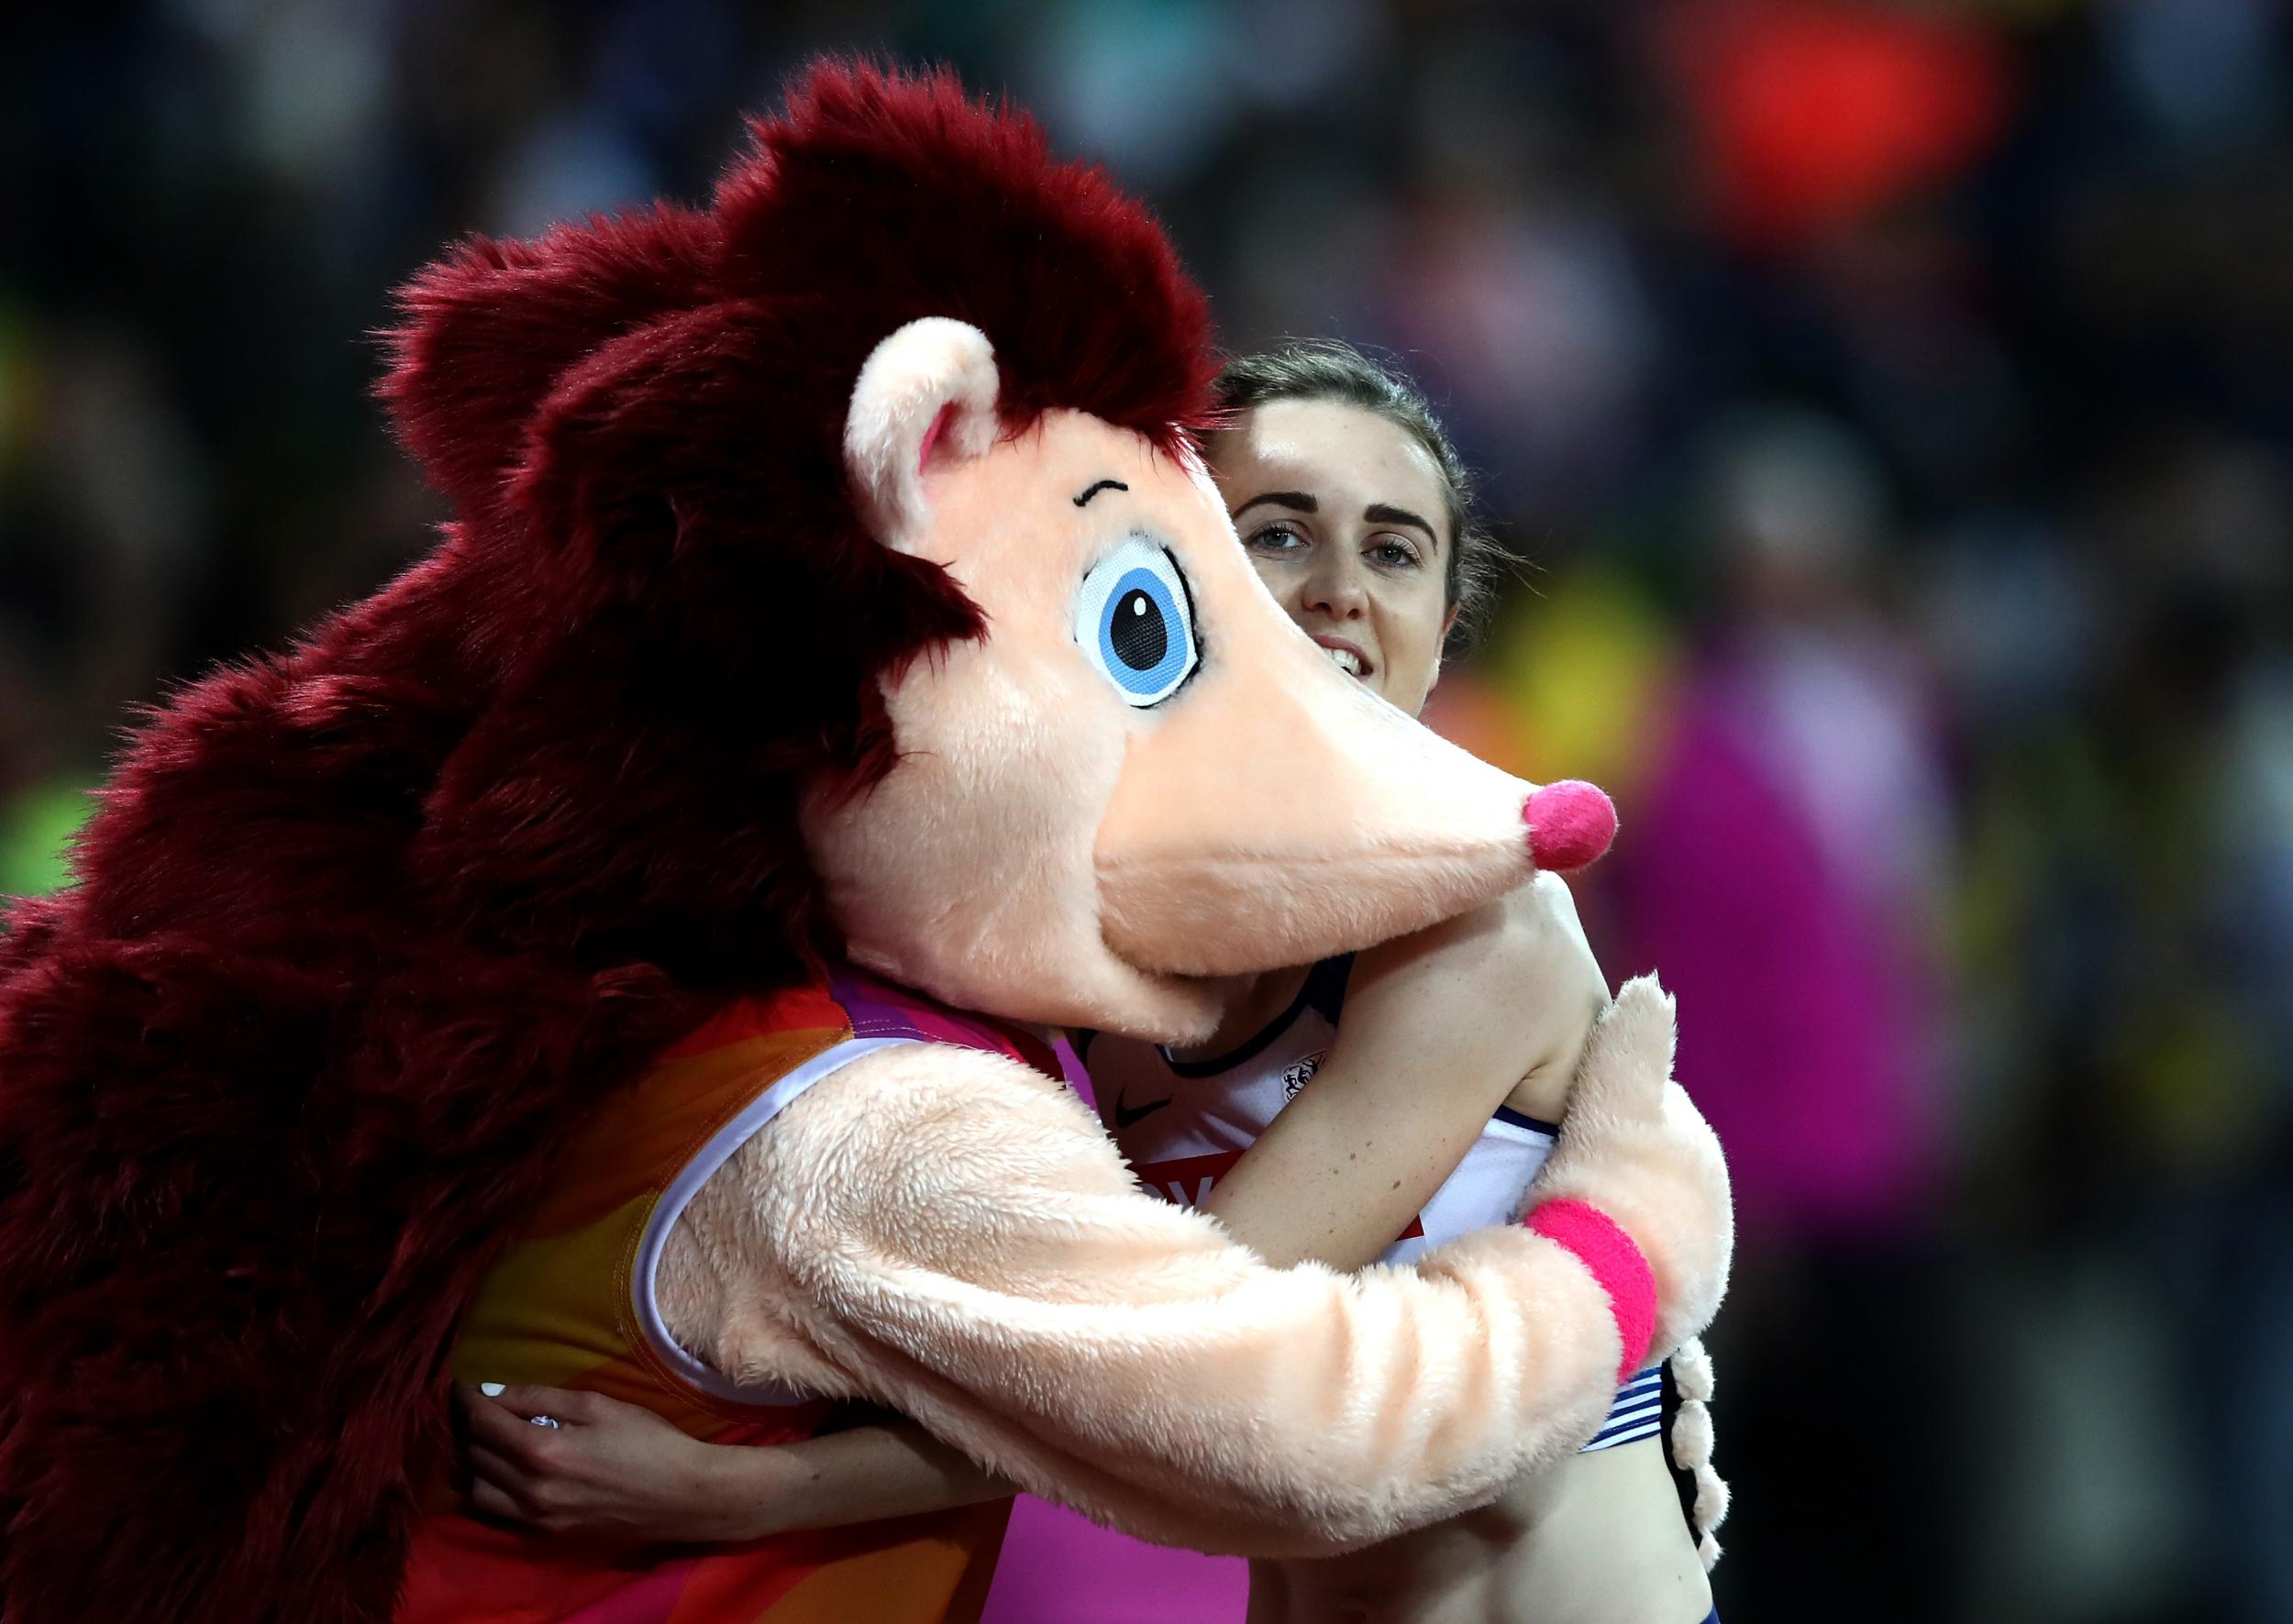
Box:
1074;536;1198;707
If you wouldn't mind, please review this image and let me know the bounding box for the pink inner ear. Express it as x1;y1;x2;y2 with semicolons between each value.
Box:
918;402;958;475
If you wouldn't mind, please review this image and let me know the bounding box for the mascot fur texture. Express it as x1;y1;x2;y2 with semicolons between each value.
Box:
0;64;1212;1622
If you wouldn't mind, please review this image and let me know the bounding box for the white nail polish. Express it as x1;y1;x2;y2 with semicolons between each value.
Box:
479;1381;505;1397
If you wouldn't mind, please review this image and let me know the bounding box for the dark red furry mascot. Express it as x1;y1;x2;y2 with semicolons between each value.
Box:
0;61;1213;1623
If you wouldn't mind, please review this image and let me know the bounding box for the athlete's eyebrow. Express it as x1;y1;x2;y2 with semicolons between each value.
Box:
1364;503;1439;547
1074;479;1129;507
1231;491;1317;522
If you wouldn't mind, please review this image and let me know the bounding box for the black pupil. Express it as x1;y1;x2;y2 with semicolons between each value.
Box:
1110;589;1169;671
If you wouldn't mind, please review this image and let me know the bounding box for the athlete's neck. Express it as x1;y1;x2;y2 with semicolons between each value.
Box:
1168;964;1315;1064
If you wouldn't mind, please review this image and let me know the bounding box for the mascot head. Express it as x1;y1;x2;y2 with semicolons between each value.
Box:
384;61;1612;1040
371;61;1228;998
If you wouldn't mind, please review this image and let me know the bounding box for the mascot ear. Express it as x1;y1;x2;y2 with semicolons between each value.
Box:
843;317;1001;551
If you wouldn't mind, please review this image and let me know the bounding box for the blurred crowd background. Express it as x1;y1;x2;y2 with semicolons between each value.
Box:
6;1;2289;1618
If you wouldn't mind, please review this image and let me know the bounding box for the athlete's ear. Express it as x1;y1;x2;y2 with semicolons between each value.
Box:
843;317;1001;552
1422;604;1463;703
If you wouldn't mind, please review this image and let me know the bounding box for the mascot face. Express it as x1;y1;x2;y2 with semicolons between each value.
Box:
805;318;1614;1039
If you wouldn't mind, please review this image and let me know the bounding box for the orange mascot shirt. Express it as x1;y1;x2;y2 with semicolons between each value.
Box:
400;967;1055;1623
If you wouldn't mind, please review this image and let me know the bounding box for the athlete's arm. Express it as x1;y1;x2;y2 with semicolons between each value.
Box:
458;1383;1009;1545
1201;873;1610;1269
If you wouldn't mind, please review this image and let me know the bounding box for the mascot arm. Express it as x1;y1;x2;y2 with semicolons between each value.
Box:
662;978;1728;1555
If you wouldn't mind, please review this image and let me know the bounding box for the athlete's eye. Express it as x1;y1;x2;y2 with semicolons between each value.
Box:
1074;536;1199;707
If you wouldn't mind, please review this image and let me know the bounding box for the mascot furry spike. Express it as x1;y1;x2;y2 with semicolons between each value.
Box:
0;61;1732;1624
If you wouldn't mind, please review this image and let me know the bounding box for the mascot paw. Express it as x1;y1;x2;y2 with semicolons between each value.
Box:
1530;977;1734;1359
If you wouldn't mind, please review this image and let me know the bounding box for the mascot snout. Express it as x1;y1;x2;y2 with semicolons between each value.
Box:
1093;615;1616;978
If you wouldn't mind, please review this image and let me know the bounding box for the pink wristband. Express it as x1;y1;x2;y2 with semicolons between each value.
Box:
1526;1199;1656;1383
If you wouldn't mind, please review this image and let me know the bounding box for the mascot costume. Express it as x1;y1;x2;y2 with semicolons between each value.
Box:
0;61;1732;1623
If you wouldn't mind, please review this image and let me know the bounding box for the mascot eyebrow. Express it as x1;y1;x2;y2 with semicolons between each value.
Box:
1075;478;1130;506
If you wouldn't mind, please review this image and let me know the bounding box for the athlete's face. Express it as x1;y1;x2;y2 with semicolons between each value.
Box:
1208;400;1459;718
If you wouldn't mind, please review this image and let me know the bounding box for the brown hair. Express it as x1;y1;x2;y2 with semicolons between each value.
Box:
1211;339;1510;646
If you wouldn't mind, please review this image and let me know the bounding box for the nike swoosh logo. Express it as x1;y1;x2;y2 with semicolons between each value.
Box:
1113;1090;1173;1130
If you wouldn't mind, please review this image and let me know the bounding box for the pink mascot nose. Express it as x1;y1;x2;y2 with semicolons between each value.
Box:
1523;780;1617;872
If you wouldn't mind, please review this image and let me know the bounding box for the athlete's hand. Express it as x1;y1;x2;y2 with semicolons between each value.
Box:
454;1382;768;1545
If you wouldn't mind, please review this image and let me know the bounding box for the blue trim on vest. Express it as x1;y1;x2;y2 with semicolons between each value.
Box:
1157;954;1355;1077
1493;1103;1562;1135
